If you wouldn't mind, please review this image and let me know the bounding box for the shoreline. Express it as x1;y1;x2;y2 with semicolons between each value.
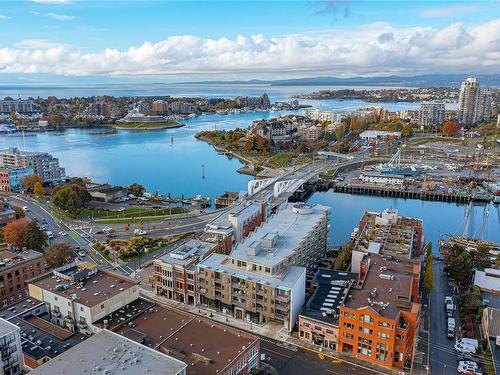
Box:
114;122;185;130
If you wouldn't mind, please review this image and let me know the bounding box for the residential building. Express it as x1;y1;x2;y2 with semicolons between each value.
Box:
478;88;493;122
27;329;187;375
119;107;167;123
352;209;423;261
235;94;271;109
0;201;16;226
298;124;323;142
198;203;329;331
151;99;169;115
197;253;306;331
203;201;266;253
0;250;45;308
97;299;260;375
0;99;35;114
28;263;139;334
337;253;421;371
360;173;405;187
417;102;445;127
152;239;217;305
87;102;111;117
169;101;195;114
0;318;24;374
458;76;481;126
0;167;34;192
0;148;65;184
299;269;357;351
358;130;401;141
303;109;342;123
474;268;500;293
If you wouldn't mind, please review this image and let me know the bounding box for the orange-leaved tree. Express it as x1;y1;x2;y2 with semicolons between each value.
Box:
3;218;30;248
442;120;460;137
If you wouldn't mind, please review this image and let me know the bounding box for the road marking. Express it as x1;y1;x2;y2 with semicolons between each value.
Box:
263;347;292;359
325;369;343;375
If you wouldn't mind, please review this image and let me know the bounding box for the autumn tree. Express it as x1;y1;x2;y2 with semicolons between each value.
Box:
424;243;434;293
442;120;460;137
44;243;73;268
255;135;269;152
20;221;47;251
11;206;25;219
3;219;29;248
401;123;413;138
244;137;254;152
34;181;44;198
334;243;353;270
129;183;145;197
52;184;91;216
335;123;345;140
21;174;43;192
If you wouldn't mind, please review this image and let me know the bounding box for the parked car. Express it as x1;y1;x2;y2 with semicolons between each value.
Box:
78;251;86;259
22;206;29;211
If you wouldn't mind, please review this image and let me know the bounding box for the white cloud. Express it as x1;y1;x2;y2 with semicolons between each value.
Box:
31;0;72;4
0;14;9;19
420;4;481;18
44;12;75;21
1;20;500;78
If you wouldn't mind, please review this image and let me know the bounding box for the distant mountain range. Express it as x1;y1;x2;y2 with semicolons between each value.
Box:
183;74;500;88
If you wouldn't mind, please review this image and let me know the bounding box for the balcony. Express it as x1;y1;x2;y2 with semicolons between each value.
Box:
276;294;289;303
77;321;88;329
52;309;62;318
64;315;75;324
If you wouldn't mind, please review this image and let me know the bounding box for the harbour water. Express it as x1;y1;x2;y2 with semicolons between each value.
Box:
0;85;488;249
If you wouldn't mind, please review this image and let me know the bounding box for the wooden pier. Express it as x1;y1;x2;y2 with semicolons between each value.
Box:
332;183;470;203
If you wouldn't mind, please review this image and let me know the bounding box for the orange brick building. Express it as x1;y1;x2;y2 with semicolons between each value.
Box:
337;254;421;371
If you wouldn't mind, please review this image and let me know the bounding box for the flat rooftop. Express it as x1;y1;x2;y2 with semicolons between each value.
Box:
10;315;88;360
355;209;422;259
301;269;357;325
158;239;214;267
0;249;43;269
230;203;329;268
32;269;138;307
27;330;187;375
199;253;306;290
0;317;18;336
346;255;420;320
0;297;43;320
110;302;258;375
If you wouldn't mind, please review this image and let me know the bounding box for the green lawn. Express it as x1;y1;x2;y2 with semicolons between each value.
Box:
80;206;188;220
295;153;314;165
268;152;294;167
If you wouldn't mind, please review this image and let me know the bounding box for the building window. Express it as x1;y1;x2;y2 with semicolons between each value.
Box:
378;321;392;329
360;314;373;324
343;312;355;319
342;332;354;340
378;332;390;339
357;338;372;357
376;343;388;361
303;322;310;328
359;327;373;335
326;329;334;335
343;322;354;329
101;304;105;309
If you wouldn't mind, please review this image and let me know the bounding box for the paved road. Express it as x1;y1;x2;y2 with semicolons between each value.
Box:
429;261;457;375
259;338;384;375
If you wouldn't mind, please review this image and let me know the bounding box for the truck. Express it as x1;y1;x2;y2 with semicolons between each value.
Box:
447;318;456;338
458;338;479;350
455;342;477;354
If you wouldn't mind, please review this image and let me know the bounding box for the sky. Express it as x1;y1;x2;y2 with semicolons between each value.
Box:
0;0;499;83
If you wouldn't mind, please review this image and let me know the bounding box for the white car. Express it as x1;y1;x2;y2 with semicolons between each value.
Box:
133;229;147;236
22;206;29;211
58;231;67;236
458;361;479;374
78;251;86;258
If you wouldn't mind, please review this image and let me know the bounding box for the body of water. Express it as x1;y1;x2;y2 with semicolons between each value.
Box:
309;191;500;254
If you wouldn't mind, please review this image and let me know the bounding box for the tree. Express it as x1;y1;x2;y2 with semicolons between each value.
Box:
334;243;353;270
255;135;268;151
3;219;29;248
424;243;434;293
21;174;43;193
335;123;345;140
401;123;413;138
11;206;25;219
44;243;73;268
52;184;91;216
449;251;473;285
129;183;145;197
21;221;48;251
442;120;460;137
473;244;493;270
34;181;44;198
243;137;254;152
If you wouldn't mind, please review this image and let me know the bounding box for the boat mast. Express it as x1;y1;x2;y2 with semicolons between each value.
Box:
462;202;472;238
478;205;490;240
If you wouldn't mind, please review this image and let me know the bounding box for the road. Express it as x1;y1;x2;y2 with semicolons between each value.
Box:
429;261;457;375
259;338;384;375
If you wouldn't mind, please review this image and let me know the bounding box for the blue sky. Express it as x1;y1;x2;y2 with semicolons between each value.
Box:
0;1;499;81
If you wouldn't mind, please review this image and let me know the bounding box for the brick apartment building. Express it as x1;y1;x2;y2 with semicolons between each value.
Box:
0;250;45;307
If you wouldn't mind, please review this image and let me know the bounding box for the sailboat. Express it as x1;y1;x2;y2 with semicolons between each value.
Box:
440;202;499;251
